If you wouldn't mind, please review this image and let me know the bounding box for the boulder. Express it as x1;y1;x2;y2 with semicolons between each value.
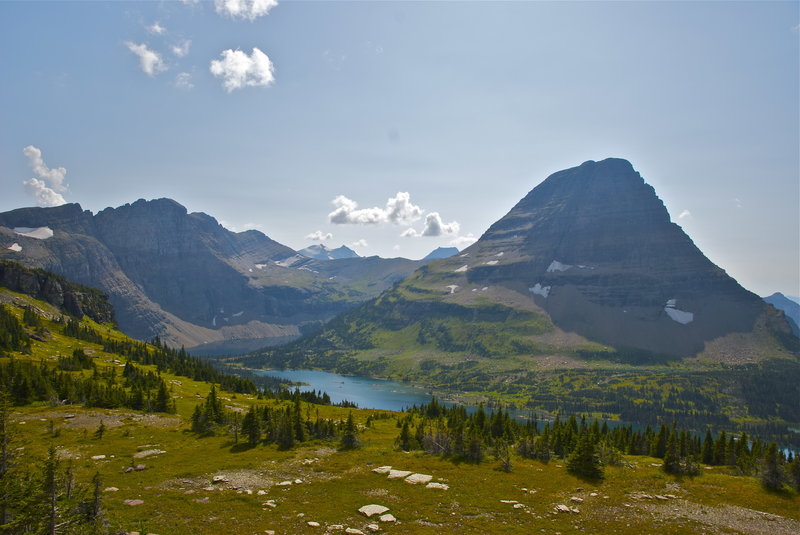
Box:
425;482;449;490
358;504;390;517
404;473;432;485
371;466;392;474
555;504;571;514
387;470;412;480
379;514;396;522
211;475;228;484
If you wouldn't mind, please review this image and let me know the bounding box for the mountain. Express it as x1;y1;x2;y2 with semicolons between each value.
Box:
0;199;423;349
422;247;459;261
299;244;360;260
764;292;800;336
242;158;797;376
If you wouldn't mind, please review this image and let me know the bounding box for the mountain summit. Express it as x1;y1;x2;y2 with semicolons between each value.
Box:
249;158;795;374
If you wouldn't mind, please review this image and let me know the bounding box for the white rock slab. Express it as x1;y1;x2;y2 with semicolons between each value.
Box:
358;504;389;517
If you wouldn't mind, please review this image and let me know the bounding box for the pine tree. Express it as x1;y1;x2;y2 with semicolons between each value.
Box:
567;432;603;480
760;442;785;491
340;412;360;450
241;406;262;446
398;420;412;451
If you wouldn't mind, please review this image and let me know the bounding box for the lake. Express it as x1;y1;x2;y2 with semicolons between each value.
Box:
255;369;437;412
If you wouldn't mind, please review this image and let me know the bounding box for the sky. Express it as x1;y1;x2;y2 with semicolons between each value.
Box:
0;1;798;297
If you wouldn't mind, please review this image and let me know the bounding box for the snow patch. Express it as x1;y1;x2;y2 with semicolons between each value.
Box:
484;260;499;265
547;260;572;273
7;243;22;252
232;311;244;317
664;299;693;324
275;255;305;268
14;226;53;240
481;287;488;291
665;307;694;324
445;285;459;294
529;283;551;298
254;264;267;270
495;252;504;257
454;265;469;273
459;253;469;257
212;316;217;327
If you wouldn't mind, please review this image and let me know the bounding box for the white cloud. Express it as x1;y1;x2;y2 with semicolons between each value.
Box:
386;192;422;225
171;40;191;58
214;0;278;21
306;230;333;241
329;192;422;226
392;244;400;251
450;233;477;248
733;197;742;208
400;228;419;238
210;48;275;92
22;146;68;207
148;21;166;35
351;239;368;248
678;209;691;220
125;42;166;76
180;0;200;4
329;195;386;225
421;212;459;237
174;72;193;90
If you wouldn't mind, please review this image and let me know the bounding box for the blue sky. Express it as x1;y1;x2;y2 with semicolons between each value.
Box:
1;1;798;297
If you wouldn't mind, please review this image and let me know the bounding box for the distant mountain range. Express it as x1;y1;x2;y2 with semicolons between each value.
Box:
241;158;797;376
299;244;360;261
422;247;459;261
0;199;428;350
764;292;800;336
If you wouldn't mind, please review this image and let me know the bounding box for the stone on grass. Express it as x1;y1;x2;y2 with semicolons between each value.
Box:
404;473;432;485
123;499;144;506
257;490;267;495
194;497;209;504
212;475;228;484
371;466;392;474
387;470;412;480
91;455;106;460
276;480;293;486
294;479;303;484
345;529;365;535
500;500;519;504
570;497;584;503
555;504;571;514
104;487;119;492
379;514;396;523
307;521;320;527
124;467;134;473
134;464;146;471
358;504;390;517
513;503;525;509
134;449;165;458
366;525;380;532
425;482;449;490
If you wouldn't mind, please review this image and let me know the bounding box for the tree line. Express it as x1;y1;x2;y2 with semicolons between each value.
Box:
399;398;800;490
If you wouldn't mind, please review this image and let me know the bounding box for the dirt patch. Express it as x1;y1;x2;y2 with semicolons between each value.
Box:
636;499;800;535
28;410;180;430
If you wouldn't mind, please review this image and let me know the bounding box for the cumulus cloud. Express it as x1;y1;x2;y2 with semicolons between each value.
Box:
450;233;477;248
125;42;166;76
329;195;386;225
400;228;419;238
421;212;459;237
22;146;68;207
174;72;193;90
210;48;275;92
147;21;166;35
678;209;691;220
171;40;191;58
329;192;422;226
219;220;263;233
351;239;368;248
306;230;333;241
215;0;278;21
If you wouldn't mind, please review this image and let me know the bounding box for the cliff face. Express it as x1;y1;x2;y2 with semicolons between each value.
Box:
0;199;422;348
449;158;788;356
0;260;114;323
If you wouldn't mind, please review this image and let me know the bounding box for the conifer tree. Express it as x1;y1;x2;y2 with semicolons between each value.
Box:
567;431;603;480
340;412;360;450
760;442;785;491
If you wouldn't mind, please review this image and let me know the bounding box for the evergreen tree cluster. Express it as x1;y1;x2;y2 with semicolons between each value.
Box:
400;399;800;486
0;305;31;355
0;357;176;414
192;387;353;450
